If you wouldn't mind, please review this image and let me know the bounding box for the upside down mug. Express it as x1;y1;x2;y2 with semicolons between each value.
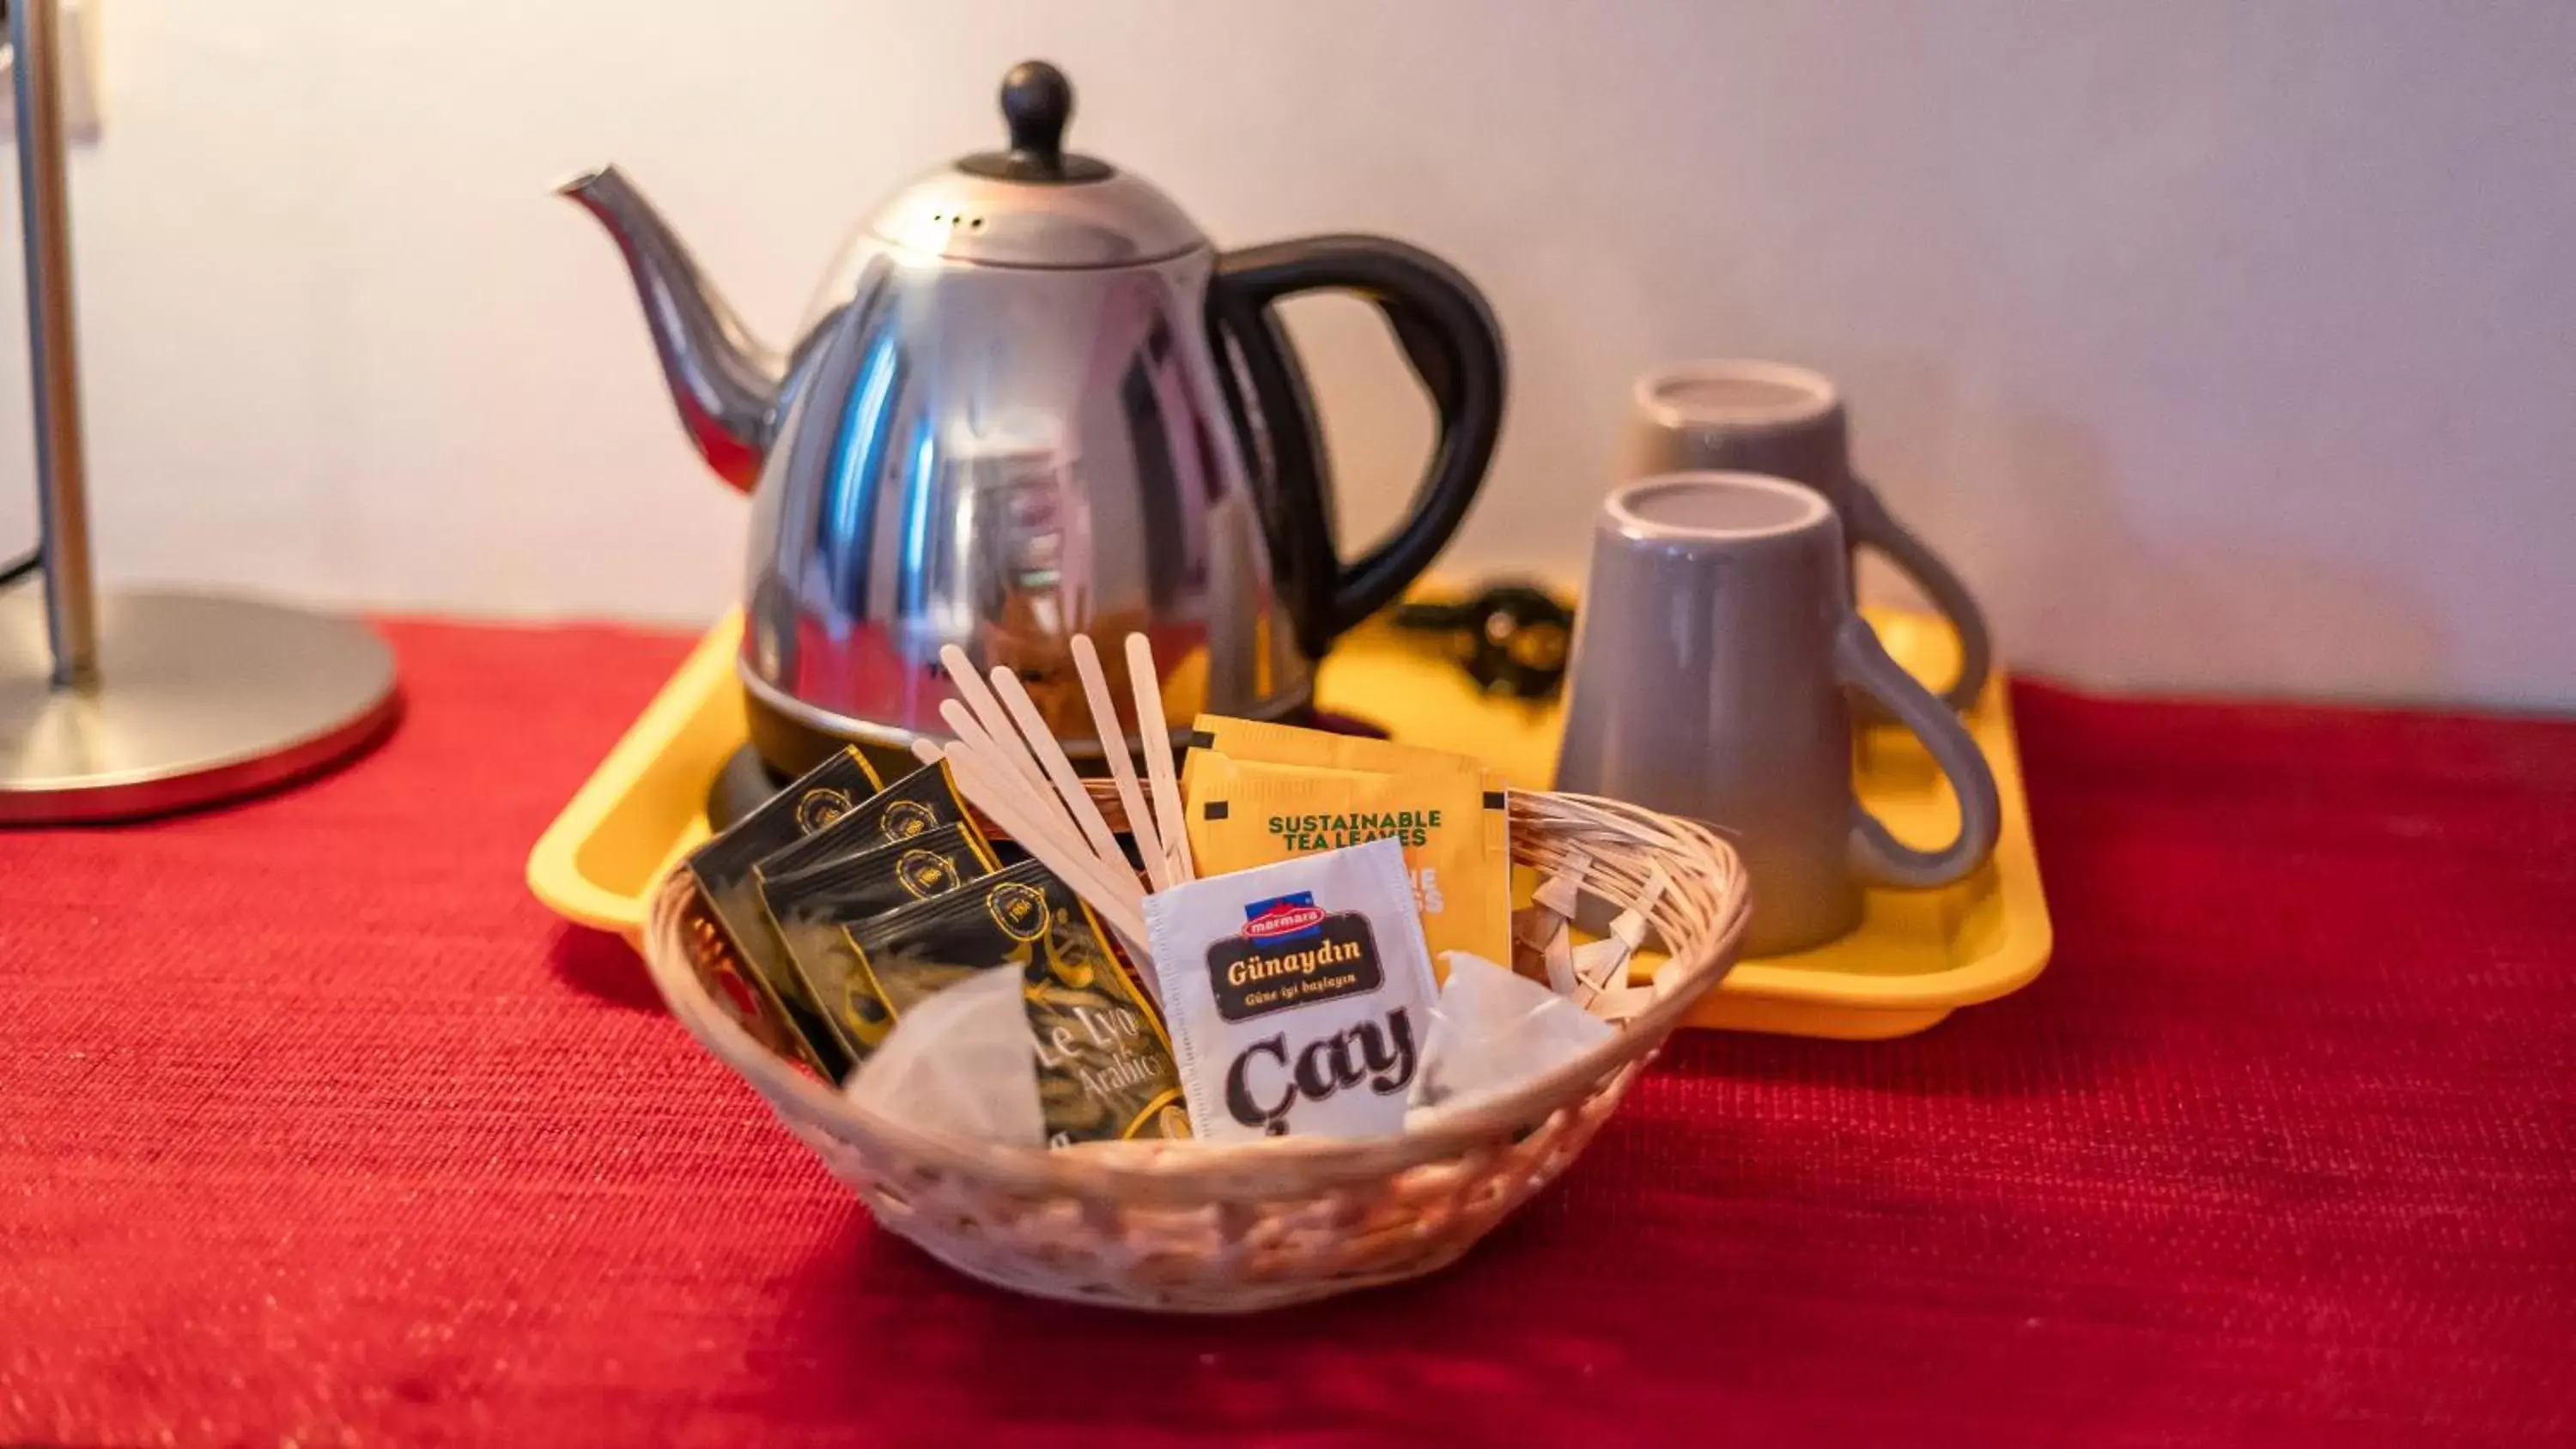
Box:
1624;360;1992;711
1552;472;2002;956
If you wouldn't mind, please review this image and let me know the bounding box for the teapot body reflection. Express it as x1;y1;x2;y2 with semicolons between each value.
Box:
564;62;1506;776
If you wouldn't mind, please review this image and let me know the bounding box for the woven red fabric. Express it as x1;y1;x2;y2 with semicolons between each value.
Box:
4;620;2573;1446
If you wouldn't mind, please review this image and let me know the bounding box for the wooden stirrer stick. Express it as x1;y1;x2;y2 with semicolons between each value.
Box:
938;699;1085;844
1071;634;1170;892
987;665;1133;880
941;736;1096;873
939;646;1056;801
937;724;1161;1002
1124;633;1194;884
946;749;1148;942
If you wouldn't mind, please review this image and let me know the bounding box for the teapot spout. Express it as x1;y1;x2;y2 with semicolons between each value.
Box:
558;165;781;492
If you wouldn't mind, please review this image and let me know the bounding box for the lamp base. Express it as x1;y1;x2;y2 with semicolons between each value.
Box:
1;588;400;824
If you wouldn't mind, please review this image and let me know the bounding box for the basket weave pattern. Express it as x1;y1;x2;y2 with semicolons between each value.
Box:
643;790;1750;1313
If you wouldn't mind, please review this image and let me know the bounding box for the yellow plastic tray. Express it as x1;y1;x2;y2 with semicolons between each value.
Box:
528;605;2050;1040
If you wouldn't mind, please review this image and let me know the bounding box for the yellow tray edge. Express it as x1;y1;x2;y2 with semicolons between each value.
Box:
525;604;2054;1039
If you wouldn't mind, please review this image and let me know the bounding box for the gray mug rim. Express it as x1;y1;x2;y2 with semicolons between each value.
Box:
1604;470;1835;547
1632;359;1842;433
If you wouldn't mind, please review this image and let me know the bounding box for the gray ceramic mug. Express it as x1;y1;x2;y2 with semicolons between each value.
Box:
1553;472;2002;956
1624;361;1991;711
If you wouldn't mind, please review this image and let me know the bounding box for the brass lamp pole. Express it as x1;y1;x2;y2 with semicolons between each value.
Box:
0;0;399;822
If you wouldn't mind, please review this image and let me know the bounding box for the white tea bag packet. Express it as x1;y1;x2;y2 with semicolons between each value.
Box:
1144;836;1438;1142
1408;950;1613;1125
843;965;1045;1148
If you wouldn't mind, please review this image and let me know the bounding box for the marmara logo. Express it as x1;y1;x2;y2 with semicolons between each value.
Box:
1242;897;1327;941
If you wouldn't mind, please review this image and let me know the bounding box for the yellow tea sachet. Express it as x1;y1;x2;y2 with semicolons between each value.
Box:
1183;751;1510;971
1185;712;1510;877
1185;715;1487;785
1184;714;1512;975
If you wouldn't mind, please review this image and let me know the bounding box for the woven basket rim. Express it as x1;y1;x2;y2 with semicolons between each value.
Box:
641;789;1749;1202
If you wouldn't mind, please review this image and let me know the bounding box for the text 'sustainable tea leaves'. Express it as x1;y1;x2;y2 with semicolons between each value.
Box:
1182;751;1510;973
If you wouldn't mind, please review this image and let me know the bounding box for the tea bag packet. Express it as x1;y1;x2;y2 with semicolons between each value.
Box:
680;746;884;1076
1144;836;1438;1143
760;823;1001;1069
1406;950;1613;1126
1182;752;1510;972
844;861;1193;1147
1185;717;1513;951
762;822;999;926
845;966;1047;1149
1185;714;1485;787
753;761;977;882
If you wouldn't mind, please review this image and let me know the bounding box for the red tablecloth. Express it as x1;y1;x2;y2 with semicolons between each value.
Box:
5;621;2572;1446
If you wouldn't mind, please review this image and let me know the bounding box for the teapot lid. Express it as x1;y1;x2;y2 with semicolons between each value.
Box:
865;61;1206;269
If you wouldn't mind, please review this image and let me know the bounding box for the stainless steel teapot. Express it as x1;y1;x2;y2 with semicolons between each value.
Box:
562;61;1506;777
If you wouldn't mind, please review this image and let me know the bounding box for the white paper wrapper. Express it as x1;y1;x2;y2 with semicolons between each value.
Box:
1145;836;1438;1143
1407;949;1615;1125
843;966;1046;1148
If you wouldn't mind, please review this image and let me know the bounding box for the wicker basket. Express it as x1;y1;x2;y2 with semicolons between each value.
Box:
641;790;1751;1313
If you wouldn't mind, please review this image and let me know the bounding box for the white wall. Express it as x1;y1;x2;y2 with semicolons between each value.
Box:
3;1;2570;708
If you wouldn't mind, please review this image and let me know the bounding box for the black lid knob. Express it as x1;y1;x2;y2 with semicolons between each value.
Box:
1000;61;1072;171
958;59;1110;184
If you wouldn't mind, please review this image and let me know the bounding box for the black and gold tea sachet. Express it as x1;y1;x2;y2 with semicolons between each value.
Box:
758;822;1001;1066
840;861;1193;1147
754;761;977;882
680;746;884;1076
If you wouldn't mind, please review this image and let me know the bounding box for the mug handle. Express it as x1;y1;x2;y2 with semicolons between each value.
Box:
1832;612;2002;889
1845;476;1993;711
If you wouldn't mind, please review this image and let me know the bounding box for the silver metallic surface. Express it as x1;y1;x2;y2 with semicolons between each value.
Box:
0;590;402;824
852;163;1204;270
11;0;96;684
557;167;783;493
564;84;1311;753
2;1;404;824
737;238;1306;751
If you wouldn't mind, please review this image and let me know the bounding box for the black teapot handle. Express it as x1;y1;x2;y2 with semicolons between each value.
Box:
1209;236;1506;655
